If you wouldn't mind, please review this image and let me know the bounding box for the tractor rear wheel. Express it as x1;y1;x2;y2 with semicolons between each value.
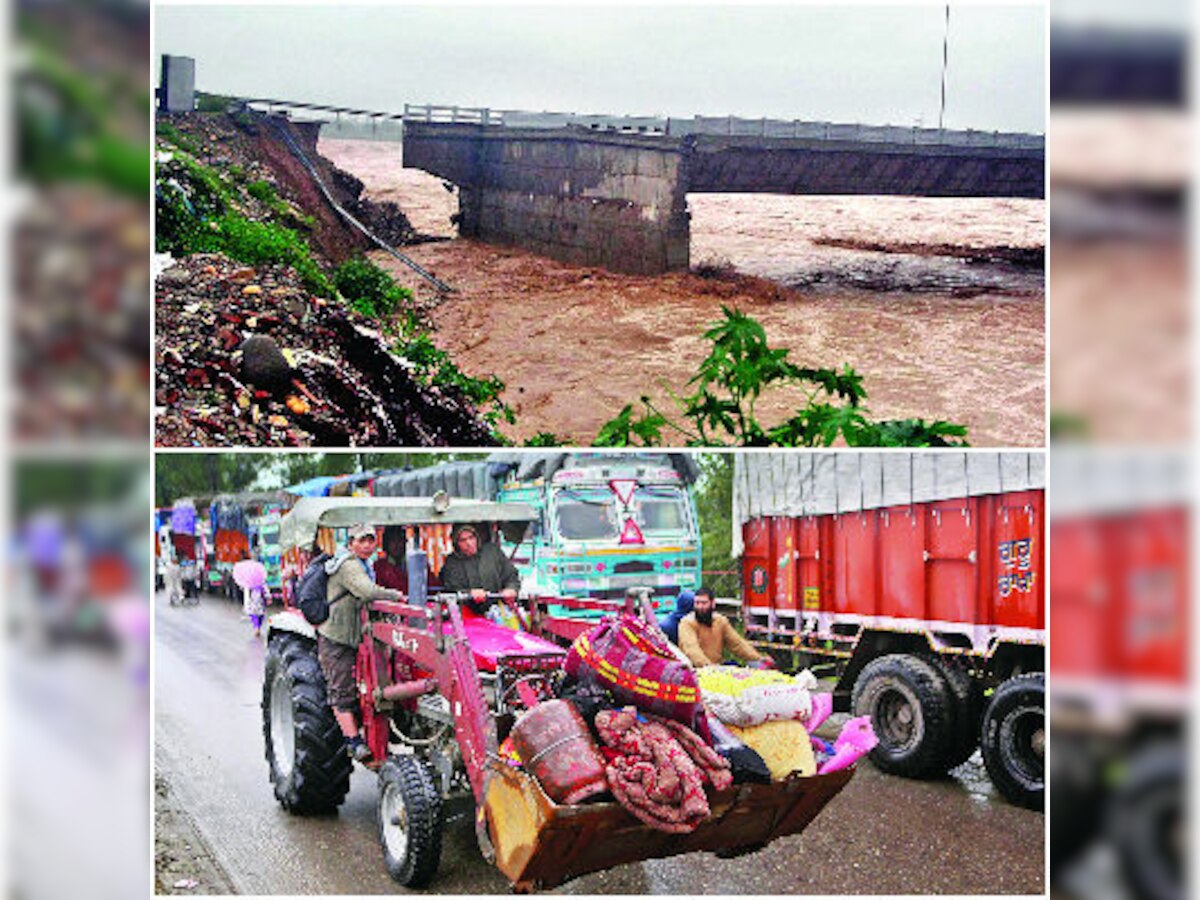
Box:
980;673;1044;809
262;633;351;813
378;755;443;887
852;654;954;778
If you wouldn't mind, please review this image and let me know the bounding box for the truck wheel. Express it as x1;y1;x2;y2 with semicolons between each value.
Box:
980;673;1044;810
852;654;954;778
1108;742;1183;900
261;633;351;813
925;654;983;770
1050;732;1105;872
378;755;443;887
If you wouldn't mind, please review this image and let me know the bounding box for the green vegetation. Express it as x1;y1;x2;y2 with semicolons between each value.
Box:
194;91;237;113
17;35;151;197
333;257;411;318
330;255;517;436
692;453;737;595
155;132;515;439
596;306;969;448
156;121;200;155
154;452;461;507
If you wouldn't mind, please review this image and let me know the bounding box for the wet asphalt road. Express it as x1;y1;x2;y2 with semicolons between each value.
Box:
155;591;1045;894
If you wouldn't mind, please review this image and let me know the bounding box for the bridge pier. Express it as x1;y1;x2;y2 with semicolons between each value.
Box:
403;118;1043;276
405;124;691;274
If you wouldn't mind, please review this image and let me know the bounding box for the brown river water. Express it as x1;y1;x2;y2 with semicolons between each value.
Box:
319;137;1045;447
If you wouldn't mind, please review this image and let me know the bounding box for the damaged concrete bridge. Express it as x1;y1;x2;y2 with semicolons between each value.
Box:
402;106;1045;275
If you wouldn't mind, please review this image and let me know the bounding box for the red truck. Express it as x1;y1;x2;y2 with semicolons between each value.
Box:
734;452;1045;808
1049;450;1186;900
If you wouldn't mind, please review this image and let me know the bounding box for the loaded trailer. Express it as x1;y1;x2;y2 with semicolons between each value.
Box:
262;496;854;891
1049;449;1187;900
733;452;1045;808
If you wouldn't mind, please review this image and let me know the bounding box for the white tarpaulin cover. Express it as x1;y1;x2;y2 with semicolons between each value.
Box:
732;452;1044;557
1049;448;1189;517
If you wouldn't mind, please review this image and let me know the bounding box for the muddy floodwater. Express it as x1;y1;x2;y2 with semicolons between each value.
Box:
319;138;1045;447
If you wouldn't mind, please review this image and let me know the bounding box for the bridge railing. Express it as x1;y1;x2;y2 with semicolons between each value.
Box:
403;104;504;126
667;115;1044;149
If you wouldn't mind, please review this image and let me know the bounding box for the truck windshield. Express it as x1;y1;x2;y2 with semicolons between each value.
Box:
554;488;619;540
634;486;690;535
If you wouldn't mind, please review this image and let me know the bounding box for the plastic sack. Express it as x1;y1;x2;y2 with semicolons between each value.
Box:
696;665;818;727
728;719;818;779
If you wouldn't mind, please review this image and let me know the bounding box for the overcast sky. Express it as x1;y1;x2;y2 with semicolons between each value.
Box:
156;3;1047;133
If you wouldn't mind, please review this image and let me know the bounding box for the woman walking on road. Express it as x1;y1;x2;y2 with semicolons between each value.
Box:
233;554;268;638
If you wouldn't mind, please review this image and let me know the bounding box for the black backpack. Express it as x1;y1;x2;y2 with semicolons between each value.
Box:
296;553;341;625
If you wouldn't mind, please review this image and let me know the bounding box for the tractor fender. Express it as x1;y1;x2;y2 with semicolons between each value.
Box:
265;608;316;643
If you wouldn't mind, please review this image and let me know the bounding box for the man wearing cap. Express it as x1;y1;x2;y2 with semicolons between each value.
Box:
439;523;520;615
318;523;423;762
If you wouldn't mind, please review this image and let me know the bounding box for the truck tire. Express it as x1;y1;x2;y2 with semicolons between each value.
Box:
925;654;983;770
1108;742;1183;900
378;755;443;888
262;633;352;814
852;654;954;778
1049;733;1105;872
980;673;1044;810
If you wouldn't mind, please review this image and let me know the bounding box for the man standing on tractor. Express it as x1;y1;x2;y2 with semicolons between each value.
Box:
677;586;773;669
439;523;520;615
317;523;404;762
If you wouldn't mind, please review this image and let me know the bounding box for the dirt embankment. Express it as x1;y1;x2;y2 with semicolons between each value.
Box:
318;138;1046;447
154;112;501;446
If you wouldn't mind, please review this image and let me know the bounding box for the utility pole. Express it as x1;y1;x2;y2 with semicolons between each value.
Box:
939;4;950;131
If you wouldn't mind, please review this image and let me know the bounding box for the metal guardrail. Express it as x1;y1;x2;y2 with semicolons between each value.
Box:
236;98;1043;149
402;103;504;125
667;115;1044;149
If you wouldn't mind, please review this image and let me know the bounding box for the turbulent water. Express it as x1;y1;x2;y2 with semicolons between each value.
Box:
318;137;1045;447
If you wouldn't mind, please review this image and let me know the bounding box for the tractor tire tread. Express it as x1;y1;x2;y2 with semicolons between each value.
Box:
262;633;352;815
378;756;443;887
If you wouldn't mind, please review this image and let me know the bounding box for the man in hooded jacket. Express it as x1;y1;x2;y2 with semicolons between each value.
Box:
439;522;520;615
316;523;415;761
657;588;695;644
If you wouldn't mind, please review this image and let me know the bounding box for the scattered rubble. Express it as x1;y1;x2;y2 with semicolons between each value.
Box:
154;254;495;446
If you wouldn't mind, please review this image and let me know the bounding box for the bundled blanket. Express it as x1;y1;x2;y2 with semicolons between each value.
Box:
594;706;733;833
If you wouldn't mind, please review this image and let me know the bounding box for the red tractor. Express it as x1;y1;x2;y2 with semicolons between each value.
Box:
262;496;854;891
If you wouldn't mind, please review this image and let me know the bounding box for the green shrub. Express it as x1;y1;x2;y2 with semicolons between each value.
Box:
333;257;412;319
596;306;969;448
246;179;276;202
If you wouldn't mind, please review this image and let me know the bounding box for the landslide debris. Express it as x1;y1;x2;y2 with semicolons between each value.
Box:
155;109;501;446
155;254;495;446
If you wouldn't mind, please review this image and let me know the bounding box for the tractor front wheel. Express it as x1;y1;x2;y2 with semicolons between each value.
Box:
261;633;352;813
378;755;443;887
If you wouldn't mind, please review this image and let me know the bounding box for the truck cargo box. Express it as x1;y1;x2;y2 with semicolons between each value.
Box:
736;454;1044;653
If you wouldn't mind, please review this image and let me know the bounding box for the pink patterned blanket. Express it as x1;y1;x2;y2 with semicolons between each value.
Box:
594;706;733;833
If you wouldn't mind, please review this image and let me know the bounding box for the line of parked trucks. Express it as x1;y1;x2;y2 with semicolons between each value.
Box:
159;452;1047;812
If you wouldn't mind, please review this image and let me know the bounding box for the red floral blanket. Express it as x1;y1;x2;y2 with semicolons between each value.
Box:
594;706;733;833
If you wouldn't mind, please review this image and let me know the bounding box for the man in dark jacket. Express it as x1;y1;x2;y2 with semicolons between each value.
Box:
657;588;695;644
439;523;520;614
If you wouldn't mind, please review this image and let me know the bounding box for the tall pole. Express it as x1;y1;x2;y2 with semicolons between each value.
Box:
939;4;950;131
